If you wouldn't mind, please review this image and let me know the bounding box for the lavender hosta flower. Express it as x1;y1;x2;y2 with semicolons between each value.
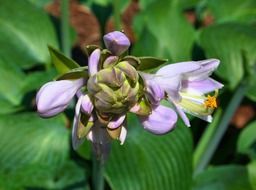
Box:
37;30;223;158
154;59;223;127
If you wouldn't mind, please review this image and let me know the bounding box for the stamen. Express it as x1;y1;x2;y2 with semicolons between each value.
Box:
204;95;217;109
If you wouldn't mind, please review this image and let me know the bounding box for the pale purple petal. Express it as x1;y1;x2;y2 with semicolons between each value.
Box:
183;59;220;81
81;95;94;115
103;31;130;55
119;126;127;145
156;62;200;78
36;79;84;117
155;75;181;101
171;100;191;127
88;49;101;76
139;105;177;134
140;73;164;105
181;78;224;94
107;115;126;129
155;62;200;101
72;96;85;150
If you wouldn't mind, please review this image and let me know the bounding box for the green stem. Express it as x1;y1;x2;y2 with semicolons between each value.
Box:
60;0;70;57
193;109;222;169
92;153;105;190
113;0;121;30
194;82;247;175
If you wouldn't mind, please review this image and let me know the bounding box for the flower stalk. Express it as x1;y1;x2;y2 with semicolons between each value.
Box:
92;152;105;190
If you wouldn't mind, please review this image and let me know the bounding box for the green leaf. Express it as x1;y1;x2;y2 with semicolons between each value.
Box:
0;95;22;115
48;46;80;74
56;66;89;80
0;57;56;105
105;114;193;190
206;0;256;24
137;57;168;71
248;161;256;190
0;113;69;170
237;120;256;159
193;165;253;190
0;57;25;105
198;23;256;89
246;74;256;101
0;0;58;69
0;161;86;190
133;0;195;61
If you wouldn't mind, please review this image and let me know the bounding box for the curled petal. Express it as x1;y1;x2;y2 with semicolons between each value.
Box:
183;59;220;81
171;100;191;127
103;31;130;55
81;95;94;115
88;49;101;76
139;105;177;134
107;115;126;129
182;78;223;95
36;79;84;117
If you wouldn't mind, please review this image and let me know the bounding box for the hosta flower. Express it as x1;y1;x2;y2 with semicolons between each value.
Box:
36;30;223;158
152;59;223;127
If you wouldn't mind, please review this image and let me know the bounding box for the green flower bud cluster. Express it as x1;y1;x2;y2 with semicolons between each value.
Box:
86;48;144;120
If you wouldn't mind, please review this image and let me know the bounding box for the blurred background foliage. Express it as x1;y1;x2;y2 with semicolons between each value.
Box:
0;0;256;189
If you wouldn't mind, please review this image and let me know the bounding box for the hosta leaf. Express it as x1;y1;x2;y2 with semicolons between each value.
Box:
48;46;80;74
0;113;69;170
248;161;256;190
193;165;253;190
0;161;86;190
133;0;195;61
198;23;256;89
104;114;193;190
0;0;58;69
206;0;256;24
237;120;256;159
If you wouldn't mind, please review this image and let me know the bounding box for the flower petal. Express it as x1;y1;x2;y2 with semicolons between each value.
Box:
139;105;177;134
183;59;220;81
81;95;94;115
156;61;200;78
72;96;85;150
103;31;130;55
140;73;164;105
171;100;191;127
36;79;84;117
88;48;101;76
155;62;200;101
107;115;126;129
119;126;127;145
182;78;224;94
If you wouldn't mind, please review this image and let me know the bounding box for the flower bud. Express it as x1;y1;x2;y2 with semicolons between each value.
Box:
36;79;84;117
88;48;101;76
103;31;130;55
